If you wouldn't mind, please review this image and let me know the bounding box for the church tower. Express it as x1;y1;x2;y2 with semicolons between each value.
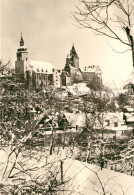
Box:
15;33;29;80
16;33;28;62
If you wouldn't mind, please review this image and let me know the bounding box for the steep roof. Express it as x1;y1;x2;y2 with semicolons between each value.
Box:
61;70;71;77
70;45;79;59
20;33;24;47
29;60;54;74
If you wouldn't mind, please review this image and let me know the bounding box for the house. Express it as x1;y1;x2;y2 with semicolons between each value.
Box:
99;112;133;137
53;69;62;89
35;114;57;131
34;110;73;132
81;65;102;83
103;112;124;129
64;112;86;129
63;112;132;138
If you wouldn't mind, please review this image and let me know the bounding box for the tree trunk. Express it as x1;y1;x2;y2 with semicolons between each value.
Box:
132;49;134;68
60;160;64;184
50;126;54;155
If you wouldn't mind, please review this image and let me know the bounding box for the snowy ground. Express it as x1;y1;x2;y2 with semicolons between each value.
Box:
62;159;134;195
1;147;134;195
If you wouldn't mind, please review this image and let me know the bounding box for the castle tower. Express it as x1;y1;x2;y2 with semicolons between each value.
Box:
15;33;29;79
66;54;70;65
70;45;79;70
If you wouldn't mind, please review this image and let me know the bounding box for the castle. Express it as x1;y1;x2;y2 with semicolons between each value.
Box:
15;34;102;90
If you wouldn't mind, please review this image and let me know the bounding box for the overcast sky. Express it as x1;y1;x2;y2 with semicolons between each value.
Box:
1;0;133;89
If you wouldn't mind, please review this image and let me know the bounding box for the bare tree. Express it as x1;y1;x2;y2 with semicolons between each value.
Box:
73;0;134;67
0;59;12;74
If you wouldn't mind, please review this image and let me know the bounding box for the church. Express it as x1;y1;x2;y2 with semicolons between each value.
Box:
15;34;61;90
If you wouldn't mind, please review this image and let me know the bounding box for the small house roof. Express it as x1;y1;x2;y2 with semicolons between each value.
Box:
64;112;86;127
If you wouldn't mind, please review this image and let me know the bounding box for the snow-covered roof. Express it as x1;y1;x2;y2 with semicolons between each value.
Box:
106;125;133;131
28;60;54;74
81;65;101;73
64;113;86;127
104;112;123;119
125;106;134;112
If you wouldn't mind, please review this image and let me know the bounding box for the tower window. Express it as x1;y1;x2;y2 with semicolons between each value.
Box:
26;57;28;61
114;122;118;127
105;120;110;126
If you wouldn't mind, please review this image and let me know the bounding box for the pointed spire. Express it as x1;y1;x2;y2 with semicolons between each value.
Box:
70;43;78;59
20;32;24;47
72;43;75;51
71;43;76;54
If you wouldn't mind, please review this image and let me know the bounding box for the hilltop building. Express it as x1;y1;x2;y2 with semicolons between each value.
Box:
15;34;61;90
62;45;102;86
15;34;102;90
81;65;102;83
62;45;83;85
